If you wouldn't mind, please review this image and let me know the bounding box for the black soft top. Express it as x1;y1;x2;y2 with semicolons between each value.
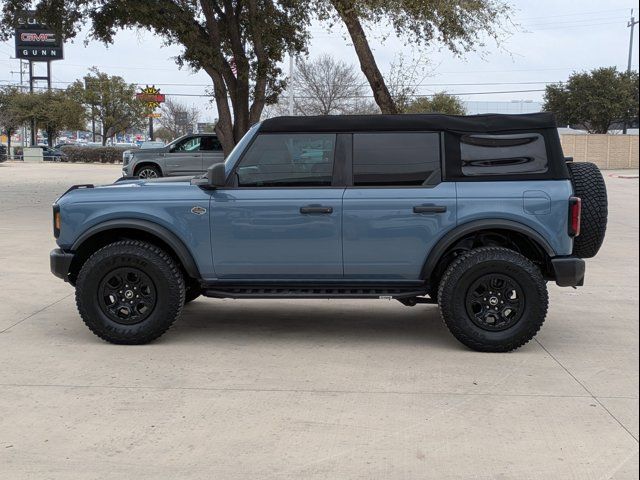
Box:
259;112;557;133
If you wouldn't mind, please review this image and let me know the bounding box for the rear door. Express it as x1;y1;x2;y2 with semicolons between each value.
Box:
200;135;225;171
342;132;457;281
165;136;203;176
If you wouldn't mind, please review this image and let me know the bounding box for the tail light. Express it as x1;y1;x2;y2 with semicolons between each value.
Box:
568;197;581;237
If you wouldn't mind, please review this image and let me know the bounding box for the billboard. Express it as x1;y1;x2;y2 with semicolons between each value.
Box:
14;13;63;60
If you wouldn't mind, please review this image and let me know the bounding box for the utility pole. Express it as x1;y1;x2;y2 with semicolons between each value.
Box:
624;9;639;134
288;50;295;115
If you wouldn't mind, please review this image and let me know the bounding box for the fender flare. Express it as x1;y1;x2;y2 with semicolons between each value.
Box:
421;219;556;279
71;219;201;279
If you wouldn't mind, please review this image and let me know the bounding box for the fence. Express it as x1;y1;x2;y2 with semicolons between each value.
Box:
560;134;639;169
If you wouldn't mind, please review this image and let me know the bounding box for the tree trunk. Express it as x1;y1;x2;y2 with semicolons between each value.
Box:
6;128;12;160
332;1;398;114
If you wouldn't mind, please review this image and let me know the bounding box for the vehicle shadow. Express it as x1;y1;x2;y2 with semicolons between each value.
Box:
170;298;460;349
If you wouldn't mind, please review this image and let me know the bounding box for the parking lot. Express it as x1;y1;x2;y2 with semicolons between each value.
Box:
0;161;638;479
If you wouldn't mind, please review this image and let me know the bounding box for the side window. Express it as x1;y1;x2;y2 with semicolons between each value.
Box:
460;134;548;176
173;136;201;152
353;132;441;186
236;133;336;187
200;136;222;151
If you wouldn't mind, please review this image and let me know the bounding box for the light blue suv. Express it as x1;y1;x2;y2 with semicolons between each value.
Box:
50;113;608;351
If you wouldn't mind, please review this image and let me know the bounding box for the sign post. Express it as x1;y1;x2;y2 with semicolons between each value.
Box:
136;86;165;141
14;12;64;146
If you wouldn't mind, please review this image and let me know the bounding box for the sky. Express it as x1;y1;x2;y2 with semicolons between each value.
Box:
1;0;638;122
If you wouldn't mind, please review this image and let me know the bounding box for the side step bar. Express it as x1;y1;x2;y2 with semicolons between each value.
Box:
203;285;431;301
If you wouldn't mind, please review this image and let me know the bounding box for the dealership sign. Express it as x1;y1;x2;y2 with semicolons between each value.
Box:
14;13;64;60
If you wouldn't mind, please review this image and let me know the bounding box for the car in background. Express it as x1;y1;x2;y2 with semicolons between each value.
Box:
121;133;224;178
0;145;7;162
39;146;67;162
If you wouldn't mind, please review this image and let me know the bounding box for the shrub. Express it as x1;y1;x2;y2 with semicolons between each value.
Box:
60;146;130;163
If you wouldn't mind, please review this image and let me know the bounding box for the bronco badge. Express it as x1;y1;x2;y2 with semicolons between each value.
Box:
191;206;207;215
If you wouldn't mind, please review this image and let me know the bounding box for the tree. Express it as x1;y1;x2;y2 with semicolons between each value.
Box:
317;0;513;114
0;87;24;157
543;67;639;134
0;1;311;154
35;90;86;147
292;54;375;115
159;98;199;139
154;127;176;144
68;69;146;145
404;92;467;115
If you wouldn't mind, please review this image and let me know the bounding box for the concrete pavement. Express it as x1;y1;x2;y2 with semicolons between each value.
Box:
0;162;638;479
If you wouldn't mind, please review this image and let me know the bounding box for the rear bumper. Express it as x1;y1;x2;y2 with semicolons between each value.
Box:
551;256;585;287
50;248;74;282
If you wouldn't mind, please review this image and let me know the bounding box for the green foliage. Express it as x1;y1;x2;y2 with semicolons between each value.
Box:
404;92;467;115
543;67;639;134
60;145;129;163
68;68;146;145
0;87;85;146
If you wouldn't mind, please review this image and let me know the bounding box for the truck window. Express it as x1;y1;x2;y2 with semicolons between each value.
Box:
200;136;222;151
460;133;548;176
352;132;440;186
236;133;336;187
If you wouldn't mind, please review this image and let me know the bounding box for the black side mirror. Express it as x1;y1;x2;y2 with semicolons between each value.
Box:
207;162;227;188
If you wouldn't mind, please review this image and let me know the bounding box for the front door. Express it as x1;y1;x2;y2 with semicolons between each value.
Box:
165;136;203;176
342;132;457;281
210;132;344;280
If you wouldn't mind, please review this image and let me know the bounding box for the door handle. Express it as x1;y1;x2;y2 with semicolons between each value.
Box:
413;205;447;214
300;206;333;215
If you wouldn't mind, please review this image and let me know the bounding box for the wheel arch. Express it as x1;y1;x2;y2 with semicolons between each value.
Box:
69;219;200;284
133;161;162;176
422;219;556;283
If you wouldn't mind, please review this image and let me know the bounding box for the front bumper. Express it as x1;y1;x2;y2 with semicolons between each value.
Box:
551;257;585;287
50;248;74;282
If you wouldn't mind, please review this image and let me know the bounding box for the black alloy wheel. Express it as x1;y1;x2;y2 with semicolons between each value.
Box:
98;267;157;325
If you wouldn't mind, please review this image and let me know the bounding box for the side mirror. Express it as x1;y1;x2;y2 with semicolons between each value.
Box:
207;162;227;188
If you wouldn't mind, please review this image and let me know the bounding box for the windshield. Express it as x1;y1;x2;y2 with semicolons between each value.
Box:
224;122;261;176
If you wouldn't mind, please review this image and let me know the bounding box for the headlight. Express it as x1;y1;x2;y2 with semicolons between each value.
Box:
122;151;133;165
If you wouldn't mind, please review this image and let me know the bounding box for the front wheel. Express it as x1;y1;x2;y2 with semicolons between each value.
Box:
438;247;548;352
135;165;161;179
75;240;185;344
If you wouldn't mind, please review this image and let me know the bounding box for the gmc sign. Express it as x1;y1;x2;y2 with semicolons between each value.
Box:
14;15;64;61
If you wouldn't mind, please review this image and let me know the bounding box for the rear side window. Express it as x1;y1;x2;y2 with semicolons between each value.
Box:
353;132;440;186
460;133;548;176
200;136;222;151
236;133;336;187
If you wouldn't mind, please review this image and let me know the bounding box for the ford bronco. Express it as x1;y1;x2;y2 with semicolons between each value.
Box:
50;113;608;351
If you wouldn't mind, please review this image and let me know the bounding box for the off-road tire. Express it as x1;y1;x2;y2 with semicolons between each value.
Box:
567;162;608;258
438;247;548;352
75;240;185;344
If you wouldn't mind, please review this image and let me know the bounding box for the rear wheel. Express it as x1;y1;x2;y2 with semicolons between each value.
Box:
567;162;608;258
75;240;185;344
438;247;548;352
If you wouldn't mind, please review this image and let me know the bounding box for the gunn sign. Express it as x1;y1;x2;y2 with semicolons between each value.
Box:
14;13;64;60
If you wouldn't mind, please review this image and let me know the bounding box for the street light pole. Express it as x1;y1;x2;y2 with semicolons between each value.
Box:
288;50;295;116
624;9;639;134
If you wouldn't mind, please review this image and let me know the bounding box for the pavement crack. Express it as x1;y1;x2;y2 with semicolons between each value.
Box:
0;293;72;334
535;338;639;443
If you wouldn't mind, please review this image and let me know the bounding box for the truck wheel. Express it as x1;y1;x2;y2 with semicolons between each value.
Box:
135;165;161;179
566;162;608;258
438;247;548;352
75;240;185;344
